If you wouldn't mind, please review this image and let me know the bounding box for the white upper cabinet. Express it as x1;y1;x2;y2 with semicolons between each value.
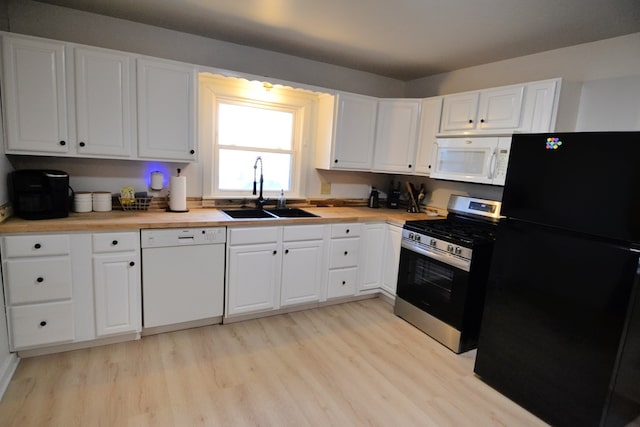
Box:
438;79;561;136
74;47;134;157
414;97;443;176
519;79;559;132
2;35;69;154
372;99;421;173
1;32;198;162
315;92;378;170
137;58;197;161
440;84;525;134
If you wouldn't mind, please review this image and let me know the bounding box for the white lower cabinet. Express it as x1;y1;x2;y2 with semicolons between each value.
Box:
226;224;329;318
358;223;402;298
93;254;140;337
227;240;281;316
381;224;403;297
1;231;141;352
281;225;326;306
327;223;361;299
359;222;386;293
9;301;74;349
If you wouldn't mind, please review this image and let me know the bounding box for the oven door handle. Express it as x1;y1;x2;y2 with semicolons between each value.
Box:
401;240;471;272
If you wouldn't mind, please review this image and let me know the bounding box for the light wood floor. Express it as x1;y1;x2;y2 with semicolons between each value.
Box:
0;298;552;426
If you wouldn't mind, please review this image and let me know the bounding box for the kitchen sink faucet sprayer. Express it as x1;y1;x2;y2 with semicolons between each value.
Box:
253;156;266;210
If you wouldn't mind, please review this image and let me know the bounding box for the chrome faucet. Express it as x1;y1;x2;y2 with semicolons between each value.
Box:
253;156;266;210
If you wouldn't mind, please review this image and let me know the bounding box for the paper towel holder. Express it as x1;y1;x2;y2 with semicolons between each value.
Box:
167;168;189;213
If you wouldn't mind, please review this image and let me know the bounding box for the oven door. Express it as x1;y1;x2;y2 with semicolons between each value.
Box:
396;244;470;329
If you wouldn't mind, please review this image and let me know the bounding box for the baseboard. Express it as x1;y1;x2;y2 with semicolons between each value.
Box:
0;353;19;401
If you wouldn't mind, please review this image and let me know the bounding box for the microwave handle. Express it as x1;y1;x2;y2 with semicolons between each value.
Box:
488;148;497;179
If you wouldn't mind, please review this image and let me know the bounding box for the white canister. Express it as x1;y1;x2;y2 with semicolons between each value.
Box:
74;192;92;212
92;192;112;212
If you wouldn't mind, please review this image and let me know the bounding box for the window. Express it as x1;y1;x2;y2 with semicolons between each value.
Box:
201;74;317;200
216;102;295;192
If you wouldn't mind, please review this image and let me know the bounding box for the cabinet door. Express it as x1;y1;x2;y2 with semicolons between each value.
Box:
2;36;69;153
381;224;402;296
359;223;385;292
373;99;421;173
93;252;141;336
440;92;479;132
226;243;281;316
281;240;324;306
75;47;133;157
332;92;378;170
520;79;558;132
137;58;196;161
414;97;443;175
477;85;524;131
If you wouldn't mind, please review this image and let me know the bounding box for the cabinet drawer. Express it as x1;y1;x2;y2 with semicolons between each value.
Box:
9;301;74;350
93;232;138;252
329;238;360;268
327;268;358;299
3;234;70;257
229;227;279;245
330;223;362;238
283;224;326;242
5;258;72;304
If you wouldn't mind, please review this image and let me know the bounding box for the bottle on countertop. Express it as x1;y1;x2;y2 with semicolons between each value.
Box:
368;186;379;208
277;189;286;209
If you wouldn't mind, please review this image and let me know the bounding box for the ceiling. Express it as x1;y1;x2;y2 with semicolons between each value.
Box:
34;0;640;81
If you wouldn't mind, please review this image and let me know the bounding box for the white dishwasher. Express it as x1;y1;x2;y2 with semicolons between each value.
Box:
141;227;226;334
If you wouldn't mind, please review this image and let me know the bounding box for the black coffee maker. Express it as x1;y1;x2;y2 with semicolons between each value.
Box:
9;170;70;219
386;181;401;209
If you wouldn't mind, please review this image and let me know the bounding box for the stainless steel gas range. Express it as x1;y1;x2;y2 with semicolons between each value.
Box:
394;195;502;353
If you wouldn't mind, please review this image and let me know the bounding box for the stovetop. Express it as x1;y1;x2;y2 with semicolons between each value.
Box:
404;216;498;246
404;195;502;247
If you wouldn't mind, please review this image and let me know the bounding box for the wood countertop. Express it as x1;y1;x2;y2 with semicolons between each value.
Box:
0;207;445;233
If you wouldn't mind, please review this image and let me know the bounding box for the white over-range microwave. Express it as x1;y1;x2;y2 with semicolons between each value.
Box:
430;137;512;186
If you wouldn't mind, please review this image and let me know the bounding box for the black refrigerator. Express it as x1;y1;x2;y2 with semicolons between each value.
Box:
474;132;640;427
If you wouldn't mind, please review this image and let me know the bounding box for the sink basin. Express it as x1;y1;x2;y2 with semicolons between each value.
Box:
222;208;318;219
222;209;278;219
265;208;318;218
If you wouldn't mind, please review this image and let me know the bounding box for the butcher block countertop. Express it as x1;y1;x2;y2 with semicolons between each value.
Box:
0;207;444;234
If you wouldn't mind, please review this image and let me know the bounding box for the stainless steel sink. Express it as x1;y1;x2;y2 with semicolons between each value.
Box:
222;208;318;219
222;209;278;219
264;208;318;218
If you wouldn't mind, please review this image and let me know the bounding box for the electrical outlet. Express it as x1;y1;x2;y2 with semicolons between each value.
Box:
320;182;331;195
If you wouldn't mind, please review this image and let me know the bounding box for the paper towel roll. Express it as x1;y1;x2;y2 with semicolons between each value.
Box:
169;176;187;211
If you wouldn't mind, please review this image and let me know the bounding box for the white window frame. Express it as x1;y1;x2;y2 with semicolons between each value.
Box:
200;75;315;200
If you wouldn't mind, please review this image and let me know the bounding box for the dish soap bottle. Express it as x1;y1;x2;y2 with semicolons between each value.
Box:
277;189;286;209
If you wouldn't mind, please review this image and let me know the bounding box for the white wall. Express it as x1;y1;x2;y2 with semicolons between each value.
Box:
406;33;640;96
7;0;405;98
405;33;640;208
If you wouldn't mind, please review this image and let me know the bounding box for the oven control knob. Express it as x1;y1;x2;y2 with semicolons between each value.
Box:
408;232;414;240
447;244;454;253
415;235;421;242
455;247;463;255
429;239;437;247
